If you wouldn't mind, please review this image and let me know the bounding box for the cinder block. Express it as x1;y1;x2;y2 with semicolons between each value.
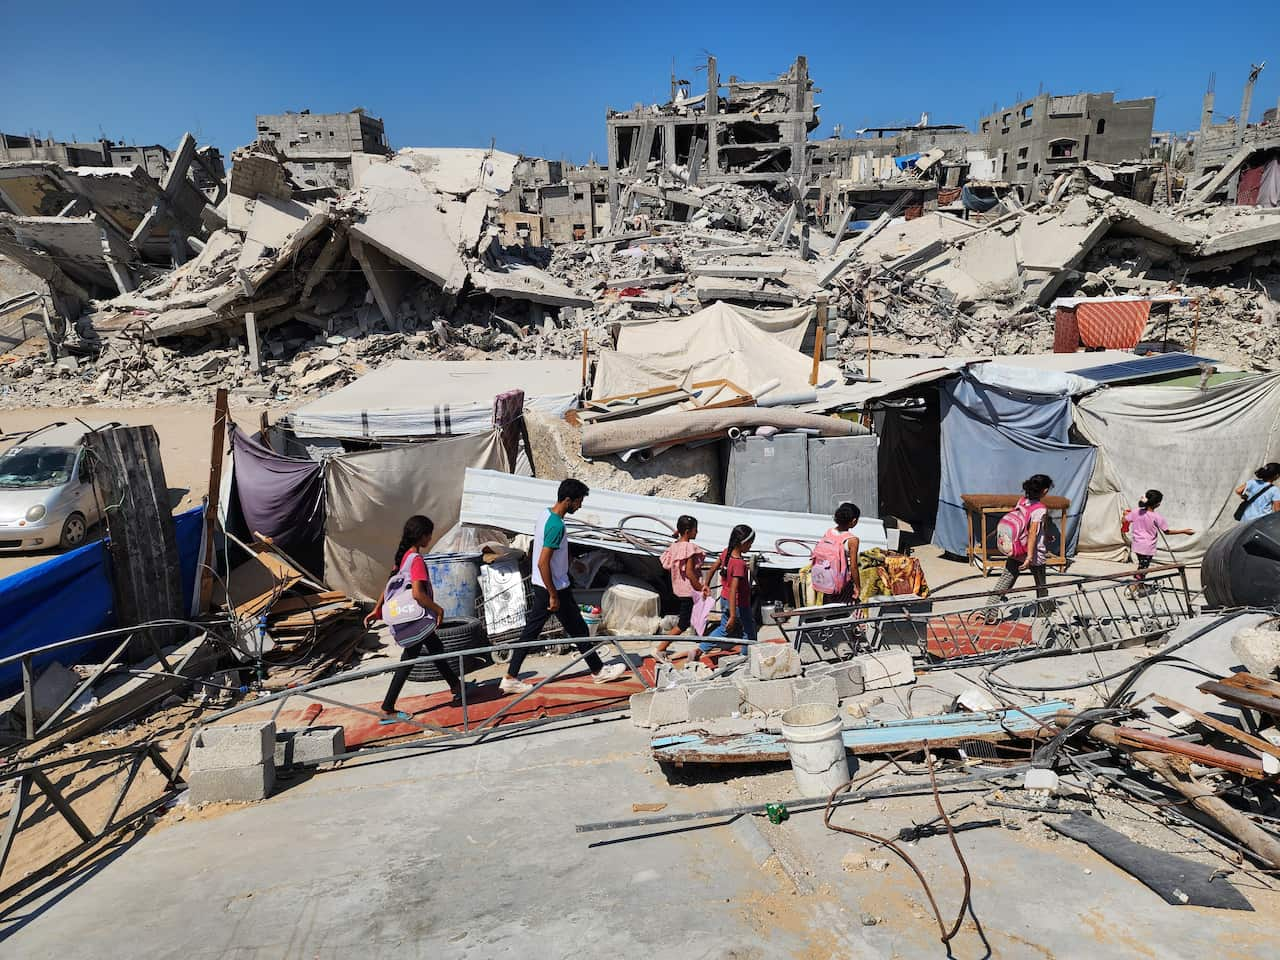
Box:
274;726;345;768
687;682;744;721
828;663;865;699
851;651;915;690
736;677;795;716
748;642;801;681
648;687;690;727
791;675;839;708
187;762;275;804
189;721;276;773
629;690;656;729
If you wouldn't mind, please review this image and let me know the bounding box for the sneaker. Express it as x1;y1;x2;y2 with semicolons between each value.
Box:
499;676;533;695
593;663;628;684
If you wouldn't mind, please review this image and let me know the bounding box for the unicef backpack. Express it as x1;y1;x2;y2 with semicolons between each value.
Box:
383;554;438;647
996;500;1035;559
810;529;851;595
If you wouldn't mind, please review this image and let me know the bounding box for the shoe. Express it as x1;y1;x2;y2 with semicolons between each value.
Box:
499;676;533;695
593;663;628;684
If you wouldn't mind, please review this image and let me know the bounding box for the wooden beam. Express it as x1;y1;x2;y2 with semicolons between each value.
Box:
1151;694;1280;761
197;388;230;615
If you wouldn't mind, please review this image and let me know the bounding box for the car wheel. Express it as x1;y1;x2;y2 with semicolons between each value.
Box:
60;512;88;549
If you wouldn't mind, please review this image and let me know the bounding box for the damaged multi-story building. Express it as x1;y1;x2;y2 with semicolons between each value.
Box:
253;109;391;191
979;92;1156;199
605;55;818;212
1190;64;1280;206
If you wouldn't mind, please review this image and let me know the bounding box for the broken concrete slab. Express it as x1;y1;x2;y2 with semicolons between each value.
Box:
748;643;802;681
472;259;593;309
393;148;519;197
849;651;915;691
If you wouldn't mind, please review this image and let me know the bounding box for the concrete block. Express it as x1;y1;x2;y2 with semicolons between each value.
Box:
187;762;275;804
749;642;801;681
736;677;795;716
687;682;744;721
189;721;276;773
830;663;864;699
274;726;345;768
1232;627;1280;678
629;690;656;729
30;660;78;724
713;654;747;675
791;675;839;708
648;687;690;727
851;651;915;690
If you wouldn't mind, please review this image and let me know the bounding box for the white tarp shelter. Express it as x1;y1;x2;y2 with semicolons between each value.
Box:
287;358;582;439
1075;372;1280;561
593;301;840;399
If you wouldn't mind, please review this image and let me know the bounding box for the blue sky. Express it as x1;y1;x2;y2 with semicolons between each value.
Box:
2;1;1277;163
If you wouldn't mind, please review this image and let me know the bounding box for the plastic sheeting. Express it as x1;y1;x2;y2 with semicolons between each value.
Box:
593;301;838;400
1075;373;1280;561
617;302;816;354
0;506;204;695
229;426;325;569
323;431;508;602
581;406;865;457
934;371;1096;558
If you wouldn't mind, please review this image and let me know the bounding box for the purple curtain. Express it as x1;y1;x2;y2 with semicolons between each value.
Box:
230;426;325;568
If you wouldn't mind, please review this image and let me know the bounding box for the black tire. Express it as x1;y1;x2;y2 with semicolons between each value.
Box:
408;617;488;682
60;512;88;549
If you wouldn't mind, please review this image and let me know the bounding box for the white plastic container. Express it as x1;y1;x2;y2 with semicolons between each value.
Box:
780;703;851;796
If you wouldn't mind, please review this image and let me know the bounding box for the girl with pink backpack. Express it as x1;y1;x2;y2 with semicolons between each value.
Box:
809;502;861;605
989;474;1053;607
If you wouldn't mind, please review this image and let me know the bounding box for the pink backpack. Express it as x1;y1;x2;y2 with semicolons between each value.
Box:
810;529;851;595
996;499;1037;559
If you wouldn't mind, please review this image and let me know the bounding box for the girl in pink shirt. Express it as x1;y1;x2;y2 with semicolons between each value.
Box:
1124;489;1193;592
653;515;707;663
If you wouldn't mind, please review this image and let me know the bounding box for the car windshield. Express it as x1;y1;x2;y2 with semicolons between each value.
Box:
0;446;78;488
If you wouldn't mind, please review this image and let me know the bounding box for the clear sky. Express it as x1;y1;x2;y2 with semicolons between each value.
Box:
2;1;1277;163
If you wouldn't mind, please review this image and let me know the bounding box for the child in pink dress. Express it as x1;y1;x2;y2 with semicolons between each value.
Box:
1124;489;1194;594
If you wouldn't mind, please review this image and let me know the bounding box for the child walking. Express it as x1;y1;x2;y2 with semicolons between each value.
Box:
653;515;707;664
1124;490;1194;595
701;524;756;662
810;502;861;605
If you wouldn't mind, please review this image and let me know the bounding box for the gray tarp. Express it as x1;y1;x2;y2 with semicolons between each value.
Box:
1075;373;1280;561
934;370;1096;558
323;431;508;601
581;407;866;458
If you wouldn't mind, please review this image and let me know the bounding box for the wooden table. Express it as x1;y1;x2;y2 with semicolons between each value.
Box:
961;493;1070;576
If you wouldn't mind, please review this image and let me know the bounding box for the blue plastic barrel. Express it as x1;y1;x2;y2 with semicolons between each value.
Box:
424;552;483;619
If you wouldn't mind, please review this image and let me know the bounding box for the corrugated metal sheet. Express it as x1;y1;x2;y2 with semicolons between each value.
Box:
459;468;888;570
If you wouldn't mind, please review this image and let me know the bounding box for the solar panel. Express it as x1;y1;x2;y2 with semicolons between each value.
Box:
1071;352;1220;385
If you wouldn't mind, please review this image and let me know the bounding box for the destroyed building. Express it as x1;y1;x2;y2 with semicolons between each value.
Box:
980;92;1156;199
253;109;391;191
606;55;817;209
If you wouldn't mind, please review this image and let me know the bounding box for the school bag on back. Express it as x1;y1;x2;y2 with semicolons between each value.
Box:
383;556;439;647
996;501;1033;559
810;530;850;595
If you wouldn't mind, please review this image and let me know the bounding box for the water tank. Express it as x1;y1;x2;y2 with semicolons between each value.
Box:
1202;514;1280;608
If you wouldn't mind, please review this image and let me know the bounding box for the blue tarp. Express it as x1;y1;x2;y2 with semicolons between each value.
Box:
894;153;922;170
0;506;204;695
933;373;1096;559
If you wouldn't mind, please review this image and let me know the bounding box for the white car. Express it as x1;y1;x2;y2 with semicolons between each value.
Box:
0;421;121;552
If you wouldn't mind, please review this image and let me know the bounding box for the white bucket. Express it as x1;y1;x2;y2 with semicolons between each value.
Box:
780;703;851;796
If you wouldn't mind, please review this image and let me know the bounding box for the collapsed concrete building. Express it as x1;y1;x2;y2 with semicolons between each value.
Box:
253;109;391;192
979;92;1157;200
606;55;818;213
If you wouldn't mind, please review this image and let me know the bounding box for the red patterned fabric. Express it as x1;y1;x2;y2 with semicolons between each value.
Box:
1237;164;1265;207
1076;300;1151;349
1053;306;1080;353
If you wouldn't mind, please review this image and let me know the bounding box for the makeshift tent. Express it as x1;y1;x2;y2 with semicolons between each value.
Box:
934;366;1097;558
324;431;508;601
593;301;839;400
617;302;816;353
229;426;326;572
1075;372;1280;561
287;359;581;439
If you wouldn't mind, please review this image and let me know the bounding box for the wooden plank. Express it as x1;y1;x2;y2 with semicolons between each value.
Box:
85;425;185;660
651;701;1068;764
1197;677;1280;719
1108;725;1265;779
264;591;348;615
1151;694;1280;761
196;387;229;614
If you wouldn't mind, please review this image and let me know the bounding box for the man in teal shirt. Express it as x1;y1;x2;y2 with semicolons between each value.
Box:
500;478;627;693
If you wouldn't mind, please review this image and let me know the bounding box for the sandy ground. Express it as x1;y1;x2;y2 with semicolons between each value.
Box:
0;402;275;579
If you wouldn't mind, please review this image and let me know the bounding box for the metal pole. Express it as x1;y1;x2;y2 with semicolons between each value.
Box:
21;655;35;741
